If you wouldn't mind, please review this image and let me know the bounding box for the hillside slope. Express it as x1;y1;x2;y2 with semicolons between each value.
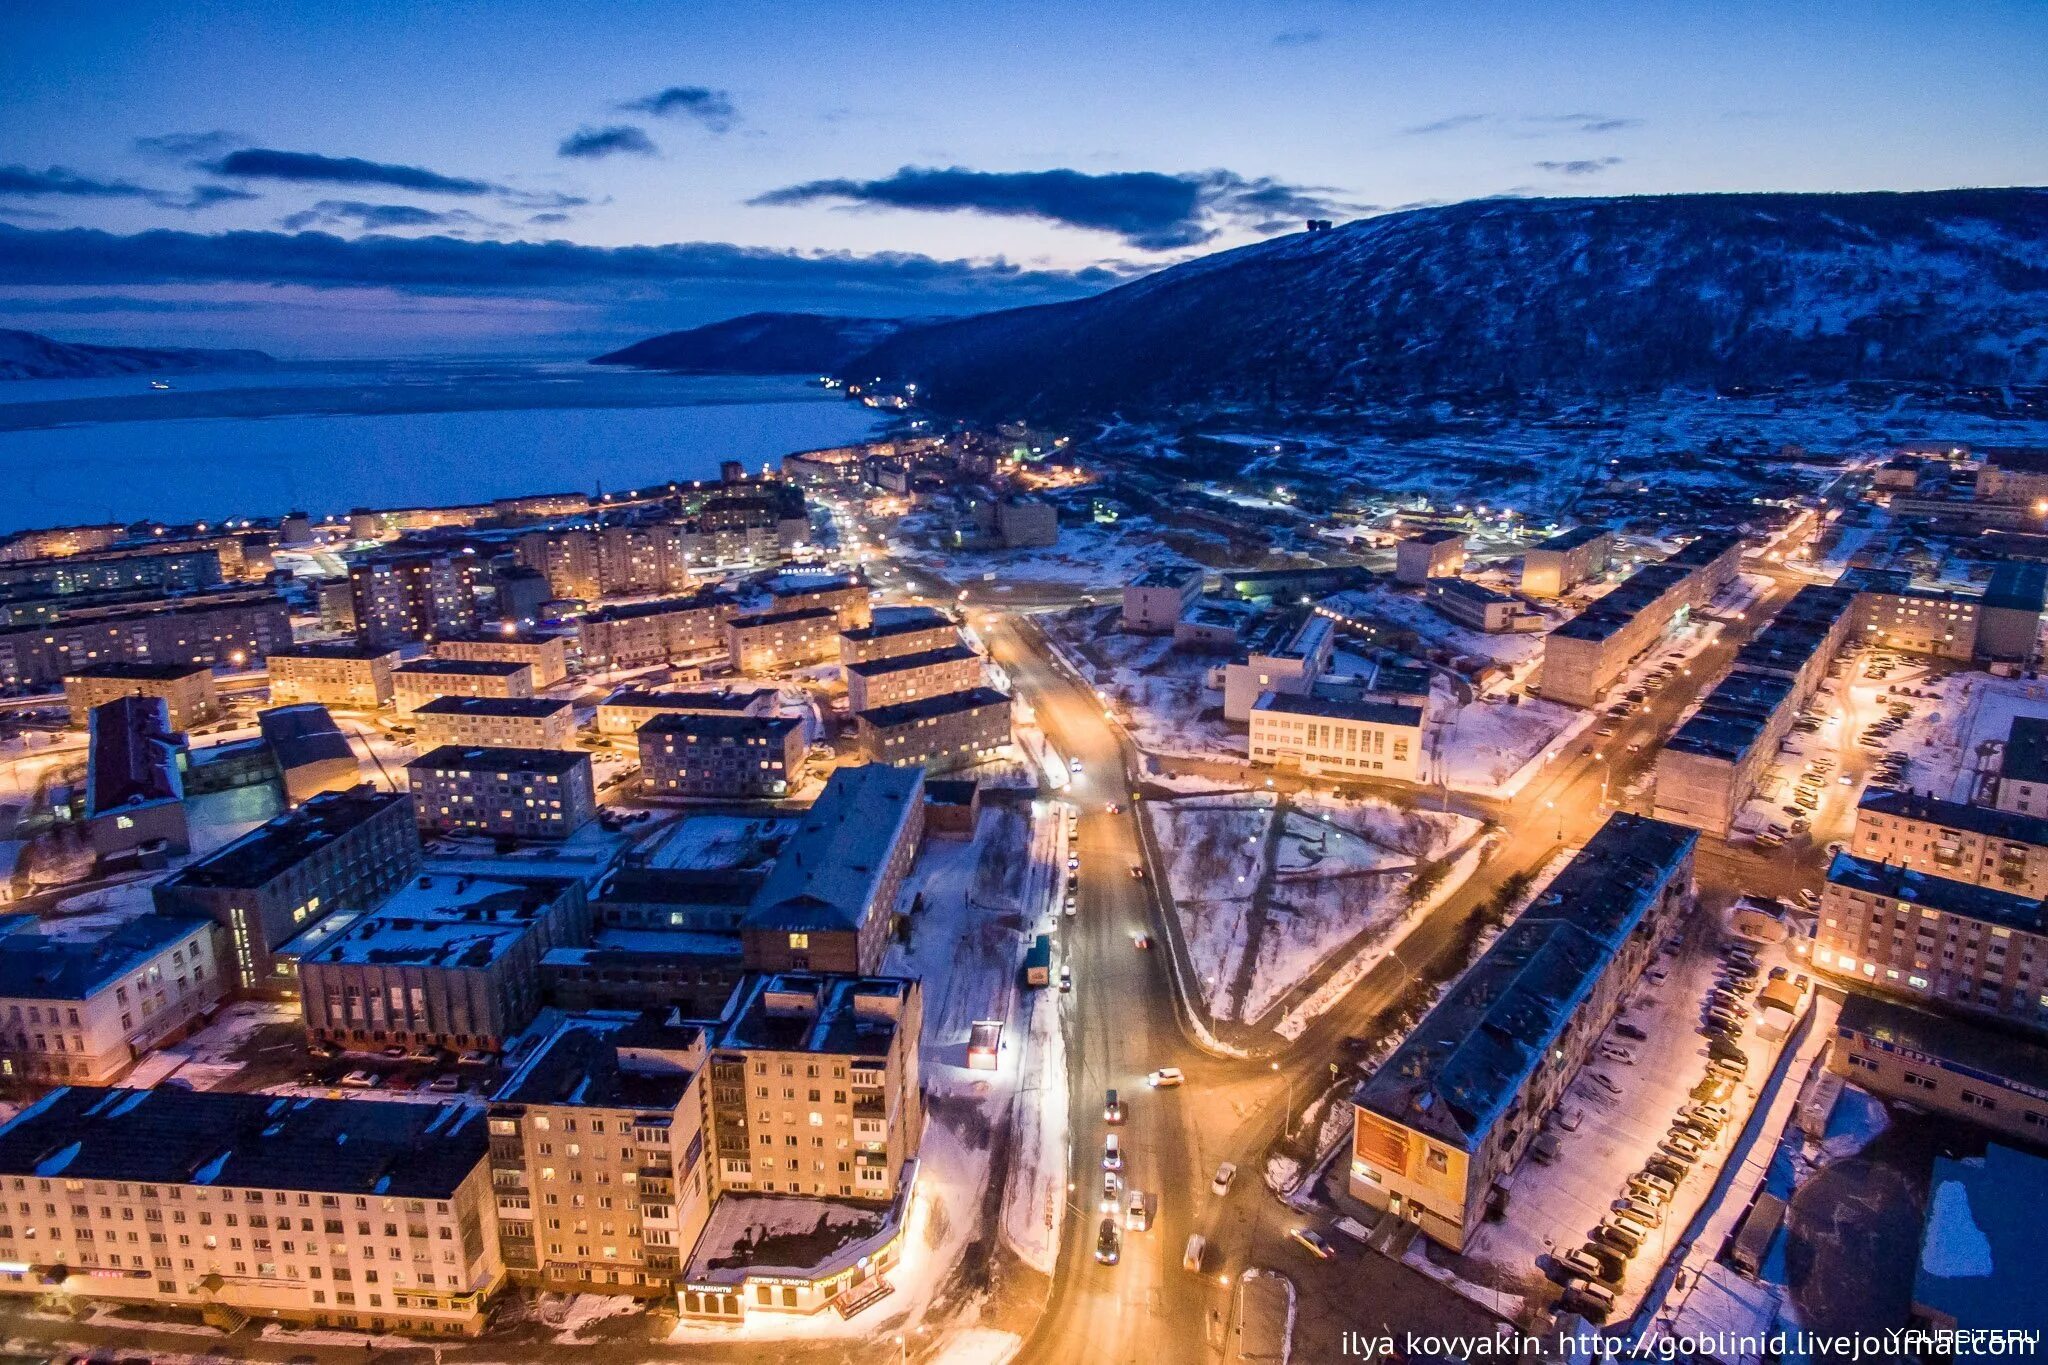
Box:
592;312;910;374
0;329;273;382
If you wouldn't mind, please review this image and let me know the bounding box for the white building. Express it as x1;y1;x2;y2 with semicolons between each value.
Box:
1222;613;1335;722
1248;692;1425;783
1122;567;1204;633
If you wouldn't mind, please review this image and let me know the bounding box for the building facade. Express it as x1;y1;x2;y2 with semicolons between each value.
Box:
1395;531;1466;586
434;630;571;688
854;687;1012;774
267;642;400;710
1121;567;1204;633
1851;788;2048;899
577;592;740;671
0;913;226;1084
638;713;806;799
726;608;839;674
596;686;776;738
1829;991;2048;1147
64;661;218;731
412;697;577;753
837;608;958;665
406;745;597;841
1541;532;1743;707
741;765;924;974
843;643;983;713
348;553;481;649
392;660;537;715
1248;692;1425;783
1520;525;1612;598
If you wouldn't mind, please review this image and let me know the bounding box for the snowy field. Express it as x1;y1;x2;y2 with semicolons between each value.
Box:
1042;605;1243;761
1436;694;1589;797
896;517;1193;593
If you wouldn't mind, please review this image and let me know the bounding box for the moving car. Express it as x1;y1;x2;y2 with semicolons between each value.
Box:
1211;1161;1236;1195
1103;1134;1121;1170
1095;1217;1121;1265
1100;1170;1122;1212
1148;1067;1184;1088
1132;934;1151;950
1070;757;1084;774
1104;1089;1123;1123
1288;1228;1335;1260
1126;1190;1150;1231
1129;863;1146;880
1059;966;1073;993
1183;1234;1207;1272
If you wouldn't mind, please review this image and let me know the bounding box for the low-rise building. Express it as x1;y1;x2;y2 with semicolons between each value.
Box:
297;869;589;1051
1814;852;2048;1036
267;641;400;709
1829;991;2048;1148
837;607;958;666
412;696;577;753
1978;560;2048;663
81;695;189;859
0;1087;502;1335
435;629;571;687
1121;566;1204;633
1519;525;1612;598
726;607;839;674
64;661;218;731
153;786;423;993
1395;530;1466;586
854;686;1012;774
638;712;806;799
741;765;923;974
1852;788;2048;899
1424;578;1520;633
1994;715;2048;816
0;912;226;1084
1174;596;1263;651
406;746;596;841
488;1013;714;1296
392;659;536;715
578;591;741;671
993;496;1058;548
768;574;871;631
596;686;777;738
258;703;364;806
1248;692;1424;783
1349;813;1697;1251
1222;612;1335;722
843;643;983;713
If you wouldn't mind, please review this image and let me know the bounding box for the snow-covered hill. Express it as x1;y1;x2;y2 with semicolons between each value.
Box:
591;312;910;375
0;329;273;382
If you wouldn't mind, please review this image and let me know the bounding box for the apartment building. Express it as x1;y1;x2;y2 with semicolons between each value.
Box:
1425;578;1521;633
1839;569;1981;661
348;553;481;648
1395;530;1466;586
837;607;958;665
1519;525;1613;598
726;608;838;674
392;660;536;715
0;1087;502;1335
1121;566;1204;633
81;695;189;859
64;661;218;731
705;972;923;1203
0;913;226;1084
1248;692;1425;783
1852;788;2048;898
1350;813;1697;1251
1829;991;2048;1147
577;592;740;671
842;643;982;713
406;745;597;841
0;541;220;597
153;787;423;992
1541;532;1744;707
741;764;924;974
767;574;871;631
435;629;570;688
596;686;776;738
1814;852;2048;1035
1221;612;1336;722
296;870;588;1052
266;642;400;710
854;687;1012;774
1995;716;2048;815
1978;560;2048;663
638;713;806;799
412;697;577;753
0;593;293;689
487;1013;713;1296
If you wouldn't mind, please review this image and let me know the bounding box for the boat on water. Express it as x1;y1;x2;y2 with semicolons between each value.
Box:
149;379;172;390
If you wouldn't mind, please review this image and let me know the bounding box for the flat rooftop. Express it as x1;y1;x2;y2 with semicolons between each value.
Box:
1405;529;1464;546
730;606;836;630
855;685;1011;728
640;711;802;742
1430;578;1513;606
1837;990;2048;1096
408;744;589;776
840;607;951;643
0;912;213;1001
843;643;976;678
2004;716;2048;786
1534;525;1610;553
492;1013;701;1111
1983;559;2048;613
413;695;572;719
718;971;910;1057
394;658;531;678
65;660;211;682
1913;1144;2048;1338
1858;787;2048;847
1132;566;1202;589
164;787;408;889
603;686;768;713
270;640;399;661
582;591;736;624
301;871;571;969
1826;851;2047;933
1253;690;1423;729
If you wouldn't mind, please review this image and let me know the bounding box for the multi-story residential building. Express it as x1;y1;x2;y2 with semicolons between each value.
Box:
1349;813;1697;1251
0;912;226;1084
487;1013;713;1296
267;642;401;710
705;972;923;1203
1839;569;1982;661
1395;530;1466;586
0;541;221;597
1425;578;1521;633
1121;566;1204;633
0;1087;503;1335
406;745;596;841
1829;991;2048;1147
1541;532;1744;707
1221;612;1335;722
1995;716;2048;815
0;593;293;689
577;592;740;671
741;765;924;974
596;686;776;738
837;607;959;666
638;713;806;799
80;695;189;859
1978;560;2048;663
767;574;871;631
0;522;123;562
296;870;588;1052
493;565;552;627
153;787;423;992
1813;852;2048;1035
412;697;577;753
64;661;218;731
843;643;982;713
726;608;839;674
1851;788;2048;898
1972;446;2048;506
434;629;571;688
392;659;536;715
1247;692;1425;783
1519;525;1613;598
348;553;481;648
854;687;1012;774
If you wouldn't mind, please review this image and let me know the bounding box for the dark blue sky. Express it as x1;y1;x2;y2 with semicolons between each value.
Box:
3;0;2043;354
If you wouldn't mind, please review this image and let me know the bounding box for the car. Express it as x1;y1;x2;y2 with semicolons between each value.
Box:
1563;1280;1617;1323
1070;757;1085;774
1660;1136;1703;1162
1628;741;1644;754
1095;1218;1121;1265
1555;1247;1608;1284
1183;1233;1208;1272
1103;1135;1121;1170
1105;802;1121;815
1132;934;1151;950
1100;1171;1122;1212
1148;1067;1185;1089
1059;966;1073;993
339;1069;381;1089
1212;1162;1236;1195
1289;1228;1335;1260
1129;863;1146;880
425;1074;462;1093
1585;1070;1624;1097
1068;854;1080;870
1628;1173;1676;1203
379;1046;407;1061
1064;894;1078;917
1104;1089;1123;1123
1600;1044;1637;1066
1338;1035;1373;1055
1593;1221;1643;1257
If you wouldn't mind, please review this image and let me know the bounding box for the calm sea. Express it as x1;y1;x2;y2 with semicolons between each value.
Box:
0;357;885;533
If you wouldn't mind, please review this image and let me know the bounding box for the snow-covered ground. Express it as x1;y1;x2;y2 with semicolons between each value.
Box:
1322;585;1552;674
895;517;1191;594
1435;694;1589;797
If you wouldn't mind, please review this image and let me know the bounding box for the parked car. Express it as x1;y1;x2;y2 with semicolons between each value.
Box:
1103;1134;1121;1171
1211;1161;1236;1196
1100;1171;1122;1212
1614;1022;1648;1041
339;1069;381;1089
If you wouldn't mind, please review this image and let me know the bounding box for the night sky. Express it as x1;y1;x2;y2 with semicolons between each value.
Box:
3;0;2043;354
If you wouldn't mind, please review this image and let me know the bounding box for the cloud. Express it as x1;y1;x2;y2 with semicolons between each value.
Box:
617;86;738;133
0;164;255;212
202;148;495;195
558;125;658;160
1403;113;1489;136
1402;111;1642;136
527;212;572;226
0;292;262;315
1272;28;1323;45
1534;157;1623;175
275;200;513;234
133;131;241;162
751;165;1356;250
162;185;261;212
1525;113;1642;134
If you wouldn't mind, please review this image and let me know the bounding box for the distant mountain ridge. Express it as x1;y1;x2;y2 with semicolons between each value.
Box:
591;312;911;375
0;329;274;382
596;189;2048;422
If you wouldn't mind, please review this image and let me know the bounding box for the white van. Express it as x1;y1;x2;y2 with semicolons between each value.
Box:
1182;1233;1207;1272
